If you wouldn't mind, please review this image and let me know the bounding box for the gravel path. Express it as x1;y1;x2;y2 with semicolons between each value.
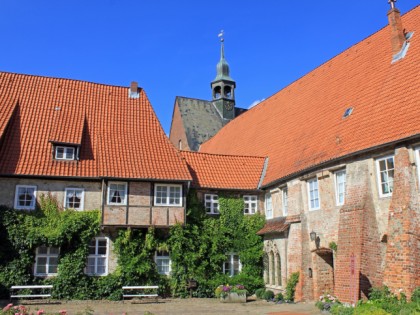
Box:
1;298;321;315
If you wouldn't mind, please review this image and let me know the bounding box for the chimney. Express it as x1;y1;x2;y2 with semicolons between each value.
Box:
129;81;139;98
387;0;406;55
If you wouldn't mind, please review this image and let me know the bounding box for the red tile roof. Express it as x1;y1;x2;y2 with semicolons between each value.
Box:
200;6;420;187
0;72;191;181
257;217;289;235
180;151;266;190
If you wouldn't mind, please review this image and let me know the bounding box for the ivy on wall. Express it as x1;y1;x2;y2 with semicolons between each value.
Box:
0;190;265;299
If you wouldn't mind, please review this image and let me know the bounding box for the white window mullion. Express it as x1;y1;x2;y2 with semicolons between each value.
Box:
376;156;394;197
265;193;273;219
308;178;320;211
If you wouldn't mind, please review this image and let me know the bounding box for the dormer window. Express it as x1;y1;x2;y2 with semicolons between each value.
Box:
55;146;75;160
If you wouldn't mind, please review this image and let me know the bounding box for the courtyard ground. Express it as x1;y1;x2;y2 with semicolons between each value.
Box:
1;298;322;315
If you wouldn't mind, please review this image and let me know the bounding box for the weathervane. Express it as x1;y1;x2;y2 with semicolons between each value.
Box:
388;0;397;9
218;30;224;42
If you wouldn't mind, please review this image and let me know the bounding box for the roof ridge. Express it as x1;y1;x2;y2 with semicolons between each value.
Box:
176;95;210;102
181;150;266;159
0;70;141;90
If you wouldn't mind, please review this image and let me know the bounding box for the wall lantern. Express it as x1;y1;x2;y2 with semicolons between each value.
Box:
310;231;317;242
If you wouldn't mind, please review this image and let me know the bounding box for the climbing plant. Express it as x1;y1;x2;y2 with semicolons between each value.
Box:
0;190;265;299
168;191;265;297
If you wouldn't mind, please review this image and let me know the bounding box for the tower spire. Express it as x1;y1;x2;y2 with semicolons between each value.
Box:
211;30;237;122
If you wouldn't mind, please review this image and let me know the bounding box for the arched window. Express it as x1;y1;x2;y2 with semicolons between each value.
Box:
224;86;232;99
263;253;269;284
276;253;282;286
270;251;275;285
178;140;182;150
213;86;221;99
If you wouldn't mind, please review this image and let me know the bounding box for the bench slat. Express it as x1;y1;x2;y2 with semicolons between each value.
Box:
122;286;158;289
11;285;53;289
11;295;51;298
123;294;158;297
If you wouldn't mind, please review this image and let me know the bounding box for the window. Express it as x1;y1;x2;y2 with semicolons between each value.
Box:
34;246;59;276
64;188;84;211
14;185;36;210
335;170;346;205
307;178;320;210
86;237;108;276
223;253;241;276
243;195;257;214
55;146;75;160
265;193;273;219
107;182;127;205
376;156;394;197
154;184;182;206
205;194;219;214
416;148;420;186
282;188;288;216
155;250;171;275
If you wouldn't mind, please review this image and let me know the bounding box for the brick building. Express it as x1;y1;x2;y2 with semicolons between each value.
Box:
0;72;191;275
200;4;420;302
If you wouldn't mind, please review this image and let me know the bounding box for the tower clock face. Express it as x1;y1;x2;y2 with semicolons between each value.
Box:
225;101;234;111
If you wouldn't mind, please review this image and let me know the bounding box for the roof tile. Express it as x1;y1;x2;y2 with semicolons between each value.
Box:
180;150;266;190
0;72;191;181
200;6;420;187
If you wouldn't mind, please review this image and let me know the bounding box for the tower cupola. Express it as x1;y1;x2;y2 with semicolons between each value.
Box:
211;31;236;122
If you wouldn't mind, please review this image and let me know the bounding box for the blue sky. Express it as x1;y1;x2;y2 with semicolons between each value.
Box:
1;1;417;134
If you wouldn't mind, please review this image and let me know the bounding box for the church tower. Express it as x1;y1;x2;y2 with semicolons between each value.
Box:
211;33;236;121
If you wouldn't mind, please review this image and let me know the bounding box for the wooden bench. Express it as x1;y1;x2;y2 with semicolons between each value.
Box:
122;286;159;302
10;285;53;302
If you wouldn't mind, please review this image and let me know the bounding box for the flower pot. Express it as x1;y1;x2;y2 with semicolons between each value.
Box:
220;292;247;303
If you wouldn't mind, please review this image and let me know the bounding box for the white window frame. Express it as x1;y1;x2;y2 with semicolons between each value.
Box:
86;237;109;276
205;194;219;214
265;193;273;219
243;195;258;215
14;185;37;210
154;184;182;206
64;188;85;211
415;148;420;188
335;170;346;206
55;146;75;160
107;182;127;205
376;155;395;198
34;246;59;276
154;250;171;276
282;187;288;216
307;177;320;211
223;253;241;277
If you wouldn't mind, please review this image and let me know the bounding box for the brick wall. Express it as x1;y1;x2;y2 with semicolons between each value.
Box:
169;101;190;151
384;147;420;299
335;161;371;303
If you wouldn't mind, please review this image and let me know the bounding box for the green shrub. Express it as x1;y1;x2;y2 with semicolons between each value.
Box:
353;303;391;315
330;304;354;315
284;272;299;301
255;288;266;299
274;292;284;302
262;290;274;301
411;287;420;303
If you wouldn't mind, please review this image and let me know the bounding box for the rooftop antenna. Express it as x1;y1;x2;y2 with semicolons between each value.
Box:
388;0;396;9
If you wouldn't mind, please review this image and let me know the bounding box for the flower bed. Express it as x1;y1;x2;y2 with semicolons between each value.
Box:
215;284;247;303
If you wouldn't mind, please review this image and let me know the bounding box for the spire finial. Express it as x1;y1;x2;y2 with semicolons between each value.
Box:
388;0;397;9
218;30;224;42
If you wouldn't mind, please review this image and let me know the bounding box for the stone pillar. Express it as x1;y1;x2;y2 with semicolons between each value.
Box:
384;147;420;299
